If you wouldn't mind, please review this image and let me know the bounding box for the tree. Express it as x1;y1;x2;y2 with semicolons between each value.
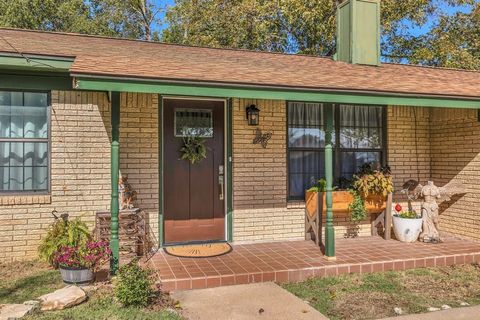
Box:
162;0;478;69
387;3;479;70
0;0;165;41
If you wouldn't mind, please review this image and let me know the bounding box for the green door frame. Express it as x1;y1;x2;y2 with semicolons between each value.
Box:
157;95;234;247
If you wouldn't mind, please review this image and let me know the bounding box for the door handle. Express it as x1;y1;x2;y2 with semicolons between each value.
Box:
218;165;224;201
219;175;224;200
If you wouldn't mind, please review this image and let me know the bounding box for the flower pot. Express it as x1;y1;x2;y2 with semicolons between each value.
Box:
392;215;423;243
305;190;387;217
59;266;94;285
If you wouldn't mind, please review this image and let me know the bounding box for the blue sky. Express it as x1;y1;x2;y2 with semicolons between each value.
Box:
153;1;474;38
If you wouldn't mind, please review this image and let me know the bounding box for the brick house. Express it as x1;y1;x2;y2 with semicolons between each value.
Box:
0;0;479;264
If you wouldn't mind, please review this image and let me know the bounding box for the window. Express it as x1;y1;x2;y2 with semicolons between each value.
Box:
174;108;213;138
287;102;385;200
0;91;49;192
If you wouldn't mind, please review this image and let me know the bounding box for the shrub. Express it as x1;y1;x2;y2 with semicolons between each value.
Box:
38;215;91;267
114;261;154;307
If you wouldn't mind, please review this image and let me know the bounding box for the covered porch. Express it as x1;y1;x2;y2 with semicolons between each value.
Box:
149;235;480;292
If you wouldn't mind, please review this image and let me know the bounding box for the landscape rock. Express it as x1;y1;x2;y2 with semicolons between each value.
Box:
394;307;404;315
460;302;470;306
427;307;440;312
0;303;36;320
441;304;451;310
38;286;87;311
23;300;39;308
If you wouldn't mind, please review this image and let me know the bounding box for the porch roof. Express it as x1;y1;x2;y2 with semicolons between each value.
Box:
1;28;480;104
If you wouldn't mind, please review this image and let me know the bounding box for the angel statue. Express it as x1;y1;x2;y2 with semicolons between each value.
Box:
401;180;465;243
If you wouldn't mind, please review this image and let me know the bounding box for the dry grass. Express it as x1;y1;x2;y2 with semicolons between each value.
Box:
284;264;480;320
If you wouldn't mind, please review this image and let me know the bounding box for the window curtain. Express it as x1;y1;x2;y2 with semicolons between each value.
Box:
0;92;48;191
288;102;326;198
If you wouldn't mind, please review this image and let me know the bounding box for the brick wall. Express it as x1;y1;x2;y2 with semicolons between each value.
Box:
430;108;480;241
119;93;159;245
0;91;158;262
387;106;431;191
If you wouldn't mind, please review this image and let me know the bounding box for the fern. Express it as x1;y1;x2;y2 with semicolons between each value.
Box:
38;217;91;267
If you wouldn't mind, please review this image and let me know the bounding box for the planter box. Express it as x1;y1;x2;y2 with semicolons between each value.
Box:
305;190;386;218
59;267;94;285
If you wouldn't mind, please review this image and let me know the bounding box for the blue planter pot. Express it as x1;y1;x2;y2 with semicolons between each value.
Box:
59;266;94;285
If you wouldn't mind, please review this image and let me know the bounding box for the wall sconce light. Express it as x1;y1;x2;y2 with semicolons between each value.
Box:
246;104;260;126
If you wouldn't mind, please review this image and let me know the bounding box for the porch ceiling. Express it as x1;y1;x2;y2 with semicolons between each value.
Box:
73;76;480;109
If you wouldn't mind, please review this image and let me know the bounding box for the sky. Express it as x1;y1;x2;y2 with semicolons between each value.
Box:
152;1;474;38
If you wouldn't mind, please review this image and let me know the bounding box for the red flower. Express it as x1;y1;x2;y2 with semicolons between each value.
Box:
394;203;402;212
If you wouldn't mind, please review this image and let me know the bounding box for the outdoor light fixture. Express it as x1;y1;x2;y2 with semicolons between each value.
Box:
246;104;260;126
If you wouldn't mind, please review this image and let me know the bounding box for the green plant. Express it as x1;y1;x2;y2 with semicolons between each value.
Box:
114;261;154;307
352;164;394;198
54;240;111;271
348;190;367;222
38;216;91;267
396;211;420;219
308;178;327;192
180;136;207;164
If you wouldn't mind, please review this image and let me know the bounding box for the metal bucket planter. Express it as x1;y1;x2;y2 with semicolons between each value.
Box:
392;215;423;242
59;266;94;285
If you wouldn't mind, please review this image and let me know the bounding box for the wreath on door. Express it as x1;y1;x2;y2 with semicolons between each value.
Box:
180;136;207;164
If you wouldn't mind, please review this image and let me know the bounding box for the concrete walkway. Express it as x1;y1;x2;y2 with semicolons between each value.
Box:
171;282;328;320
382;305;480;320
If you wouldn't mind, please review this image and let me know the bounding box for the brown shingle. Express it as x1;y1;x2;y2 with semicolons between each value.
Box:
1;28;479;99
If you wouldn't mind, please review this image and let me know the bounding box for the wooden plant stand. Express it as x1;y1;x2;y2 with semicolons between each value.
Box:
305;192;394;246
95;208;148;258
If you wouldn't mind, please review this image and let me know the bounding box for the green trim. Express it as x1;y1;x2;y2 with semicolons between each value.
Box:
0;71;73;90
226;98;233;242
74;77;480;109
158;95;164;248
0;55;73;72
110;91;120;274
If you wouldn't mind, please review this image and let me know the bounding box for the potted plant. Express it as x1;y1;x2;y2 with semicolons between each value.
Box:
392;204;423;242
305;164;393;222
349;164;394;222
39;212;111;284
54;240;111;285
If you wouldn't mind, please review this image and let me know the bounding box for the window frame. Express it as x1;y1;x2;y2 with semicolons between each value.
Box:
0;89;51;195
286;101;388;201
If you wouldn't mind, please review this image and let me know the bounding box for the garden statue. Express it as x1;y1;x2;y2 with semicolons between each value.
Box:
118;176;138;210
417;181;465;243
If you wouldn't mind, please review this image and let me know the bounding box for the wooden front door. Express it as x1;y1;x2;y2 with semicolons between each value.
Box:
163;98;225;243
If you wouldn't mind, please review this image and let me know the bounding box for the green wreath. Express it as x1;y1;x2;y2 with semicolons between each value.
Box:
180;136;207;164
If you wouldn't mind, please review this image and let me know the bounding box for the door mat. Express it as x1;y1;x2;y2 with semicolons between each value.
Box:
164;242;232;258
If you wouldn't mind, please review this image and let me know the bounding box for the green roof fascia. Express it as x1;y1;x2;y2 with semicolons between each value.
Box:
0;55;74;72
0;70;73;90
74;76;480;109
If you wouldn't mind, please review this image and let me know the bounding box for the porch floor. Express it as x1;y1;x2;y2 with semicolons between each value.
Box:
148;235;480;292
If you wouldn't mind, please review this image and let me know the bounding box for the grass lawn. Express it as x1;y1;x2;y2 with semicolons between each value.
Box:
0;260;182;320
283;264;480;320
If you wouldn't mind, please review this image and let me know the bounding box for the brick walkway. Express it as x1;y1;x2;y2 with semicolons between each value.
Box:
148;236;480;292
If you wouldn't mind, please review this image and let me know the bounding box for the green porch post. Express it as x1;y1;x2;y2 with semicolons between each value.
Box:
324;104;335;259
110;91;120;274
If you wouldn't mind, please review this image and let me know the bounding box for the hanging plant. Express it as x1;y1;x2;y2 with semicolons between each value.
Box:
180;136;207;164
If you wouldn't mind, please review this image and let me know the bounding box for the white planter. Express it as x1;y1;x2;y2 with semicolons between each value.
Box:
392;215;423;243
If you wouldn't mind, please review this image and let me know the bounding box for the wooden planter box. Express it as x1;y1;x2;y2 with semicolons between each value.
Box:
305;190;386;218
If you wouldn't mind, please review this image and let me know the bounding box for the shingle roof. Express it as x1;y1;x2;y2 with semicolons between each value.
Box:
1;28;479;99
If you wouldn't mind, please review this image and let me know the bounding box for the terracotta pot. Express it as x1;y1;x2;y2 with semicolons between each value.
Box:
305;190;386;217
59;266;94;285
392;215;423;243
